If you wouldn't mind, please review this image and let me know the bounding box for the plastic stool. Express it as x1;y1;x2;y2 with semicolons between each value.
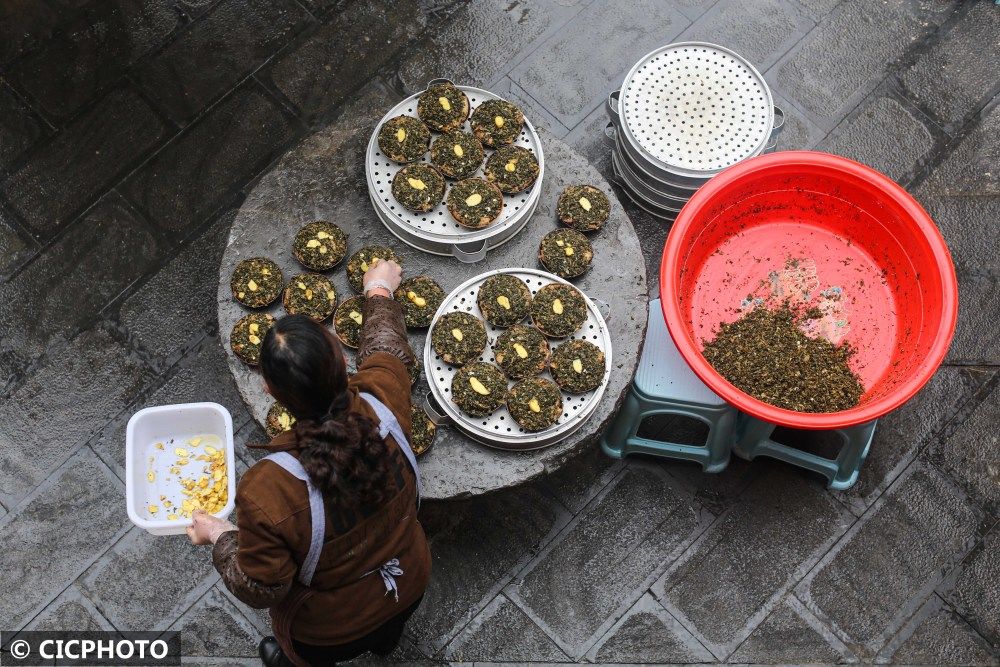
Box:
600;299;737;472
732;414;876;490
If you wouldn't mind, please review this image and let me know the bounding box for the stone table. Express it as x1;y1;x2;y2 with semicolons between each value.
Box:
218;91;647;500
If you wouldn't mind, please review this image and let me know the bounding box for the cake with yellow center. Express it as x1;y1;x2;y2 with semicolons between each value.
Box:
470;99;524;148
394;275;445;328
417;82;469;133
377;115;431;163
493;325;549;380
484;145;539;193
550;339;605;393
557;185;611;232
231;257;282;308
530;283;587;337
538;228;593;279
447;178;504;229
231;312;275;366
451;362;507;417
346;245;401;293
507;377;563;431
392;163;446;213
333;295;365;348
430;131;484;179
431;311;487;365
292;221;348;271
476;273;532;327
283;273;336;321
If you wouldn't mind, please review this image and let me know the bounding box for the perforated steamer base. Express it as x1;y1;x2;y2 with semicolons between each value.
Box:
423;269;613;451
366;83;544;260
619;42;774;179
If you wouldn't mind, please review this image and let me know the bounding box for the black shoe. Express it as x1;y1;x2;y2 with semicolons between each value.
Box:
258;637;284;667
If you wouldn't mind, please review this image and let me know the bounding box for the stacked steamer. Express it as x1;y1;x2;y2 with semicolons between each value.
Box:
366;78;544;263
606;42;784;220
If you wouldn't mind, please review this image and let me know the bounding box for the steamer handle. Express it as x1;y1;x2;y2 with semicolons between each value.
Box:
606;90;621;124
423;393;451;426
452;240;488;264
608;151;626;188
427;77;455;89
772;106;785;133
593;298;612;322
604;122;617;145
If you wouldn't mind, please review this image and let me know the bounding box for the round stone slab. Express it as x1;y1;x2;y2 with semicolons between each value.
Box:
218;88;647;500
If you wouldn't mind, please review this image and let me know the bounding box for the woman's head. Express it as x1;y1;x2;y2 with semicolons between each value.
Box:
260;315;391;507
260;314;348;421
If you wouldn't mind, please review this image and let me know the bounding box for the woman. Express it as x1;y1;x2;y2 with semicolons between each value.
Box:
187;260;430;666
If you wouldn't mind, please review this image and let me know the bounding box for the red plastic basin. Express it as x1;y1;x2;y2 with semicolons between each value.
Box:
660;151;958;430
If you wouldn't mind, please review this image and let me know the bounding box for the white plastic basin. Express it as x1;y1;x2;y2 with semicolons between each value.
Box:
125;402;235;535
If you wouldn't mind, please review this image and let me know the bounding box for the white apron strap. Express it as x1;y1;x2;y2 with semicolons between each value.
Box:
262;451;325;587
359;392;422;505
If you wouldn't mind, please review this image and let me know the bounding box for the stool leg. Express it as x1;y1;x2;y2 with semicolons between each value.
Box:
600;389;644;459
699;406;736;473
829;420;877;491
734;416;841;483
619;402;731;472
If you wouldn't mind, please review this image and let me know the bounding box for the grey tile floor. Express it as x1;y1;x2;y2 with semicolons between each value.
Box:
0;0;998;663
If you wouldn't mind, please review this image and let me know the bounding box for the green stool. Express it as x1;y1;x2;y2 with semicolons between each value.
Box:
732;414;876;490
600;299;736;472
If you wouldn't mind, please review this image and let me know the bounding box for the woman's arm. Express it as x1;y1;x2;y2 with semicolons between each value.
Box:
357;260;416;370
213;530;293;608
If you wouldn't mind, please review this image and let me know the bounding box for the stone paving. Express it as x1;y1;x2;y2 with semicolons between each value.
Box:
0;0;997;664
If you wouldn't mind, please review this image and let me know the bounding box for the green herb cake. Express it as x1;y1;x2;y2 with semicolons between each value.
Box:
530;283;587;337
292;221;348;271
231;312;275;366
333;295;365;348
377;115;431;163
231;257;283;308
557;185;611;232
451;362;507;417
431;311;487;365
265;402;296;438
430;131;484;179
538;228;593;279
493;325;549;380
507;377;563;431
484;145;539;194
394;275;445;328
283;273;336;321
392;163;446;213
346;245;400;293
470;99;524;148
417;82;469;133
550;339;605;393
447;178;504;229
476;273;532;327
410;405;436;456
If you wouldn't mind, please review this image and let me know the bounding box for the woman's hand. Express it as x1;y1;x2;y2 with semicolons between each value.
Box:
186;509;236;545
363;259;403;298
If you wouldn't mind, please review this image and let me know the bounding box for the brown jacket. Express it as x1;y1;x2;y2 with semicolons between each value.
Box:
213;297;430;645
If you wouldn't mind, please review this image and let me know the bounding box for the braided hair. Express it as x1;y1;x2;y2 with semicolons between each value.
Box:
260;314;392;508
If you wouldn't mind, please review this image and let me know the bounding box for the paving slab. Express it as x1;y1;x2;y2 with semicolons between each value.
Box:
676;0;814;72
820;86;938;184
655;466;849;657
397;0;584;95
945;274;1000;366
511;0;690;128
123;81;297;237
80;527;220;632
0;83;46;174
659;456;757;518
406;486;568;653
835;366;992;516
169;587;260;658
728;596;848;664
0;326;154;504
1;86;168;236
898;2;1000;132
5;0;187;121
921;96;1000;199
943;527;1000;647
0;1;62;66
25;585;116;632
882;593;998;665
913;193;1000;277
588;593;714;664
927;379;1000;519
92;335;252;478
770;0;957;129
218;101;647;501
539;443;621;515
120;211;235;362
798;463;981;656
0;193;162;369
792;0;843;20
0;448;129;630
509;465;704;657
770;91;826;151
266;0;425;119
137;0;313;124
443;595;568;662
0;206;34;280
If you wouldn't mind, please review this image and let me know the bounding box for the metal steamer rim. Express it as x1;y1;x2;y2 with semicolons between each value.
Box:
365;83;545;247
619;42;774;178
423;269;613;451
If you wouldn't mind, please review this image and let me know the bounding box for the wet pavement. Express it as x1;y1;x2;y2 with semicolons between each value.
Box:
0;0;998;663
